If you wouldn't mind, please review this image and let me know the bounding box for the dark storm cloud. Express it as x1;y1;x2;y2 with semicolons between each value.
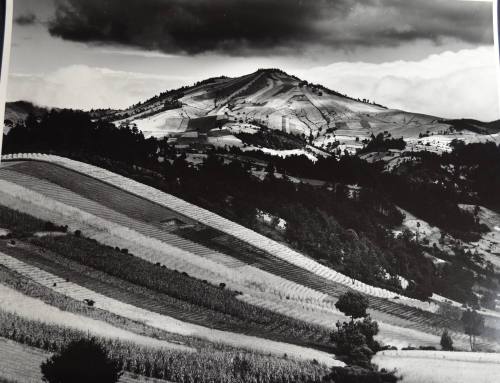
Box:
47;0;493;55
15;13;37;26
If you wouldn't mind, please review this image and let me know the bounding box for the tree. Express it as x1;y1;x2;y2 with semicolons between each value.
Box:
335;291;369;320
440;329;454;351
331;320;374;368
461;309;485;351
41;338;122;383
331;293;380;368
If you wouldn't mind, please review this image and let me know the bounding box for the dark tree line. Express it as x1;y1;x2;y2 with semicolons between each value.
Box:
3;110;158;166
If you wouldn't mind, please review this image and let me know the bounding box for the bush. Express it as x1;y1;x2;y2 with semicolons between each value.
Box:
323;366;398;383
330;320;374;368
335;292;369;320
41;338;122;383
440;329;453;351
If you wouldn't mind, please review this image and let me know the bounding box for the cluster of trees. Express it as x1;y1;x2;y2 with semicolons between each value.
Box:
332;292;380;367
360;133;406;153
446;140;500;209
3;110;158;166
439;308;486;352
236;129;305;151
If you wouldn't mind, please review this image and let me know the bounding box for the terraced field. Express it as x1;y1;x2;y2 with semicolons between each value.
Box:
0;242;333;355
2;155;416;301
0;155;498;352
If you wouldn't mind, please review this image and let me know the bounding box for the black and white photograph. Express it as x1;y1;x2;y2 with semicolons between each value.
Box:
0;0;500;382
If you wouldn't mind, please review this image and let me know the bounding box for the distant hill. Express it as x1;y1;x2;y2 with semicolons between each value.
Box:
5;69;500;154
89;68;499;154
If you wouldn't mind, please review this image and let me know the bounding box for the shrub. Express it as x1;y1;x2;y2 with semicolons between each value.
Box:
83;299;95;307
323;366;398;383
41;338;122;383
335;292;369;320
440;329;453;351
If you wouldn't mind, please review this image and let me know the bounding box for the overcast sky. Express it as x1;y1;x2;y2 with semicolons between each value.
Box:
7;0;499;121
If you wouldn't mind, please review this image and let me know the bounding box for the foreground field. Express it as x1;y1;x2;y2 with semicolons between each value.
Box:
0;156;498;352
0;337;167;383
1;154;500;383
374;350;500;383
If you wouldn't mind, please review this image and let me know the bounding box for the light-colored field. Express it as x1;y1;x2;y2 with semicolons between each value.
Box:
0;283;190;352
0;251;342;367
374;350;500;383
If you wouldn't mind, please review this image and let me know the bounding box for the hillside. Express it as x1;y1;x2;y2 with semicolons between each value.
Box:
5;69;500;159
0;149;499;381
84;68;500;156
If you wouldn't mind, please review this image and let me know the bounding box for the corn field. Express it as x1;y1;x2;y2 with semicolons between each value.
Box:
0;309;330;383
30;235;332;344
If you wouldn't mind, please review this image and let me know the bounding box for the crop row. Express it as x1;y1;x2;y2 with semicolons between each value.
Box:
0;308;330;383
0;241;341;365
0;264;211;350
19;236;332;348
0;172;327;304
33;234;324;332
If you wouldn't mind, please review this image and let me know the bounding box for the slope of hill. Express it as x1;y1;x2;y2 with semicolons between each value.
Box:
5;69;499;158
1;153;500;382
82;69;497;156
2;154;500;346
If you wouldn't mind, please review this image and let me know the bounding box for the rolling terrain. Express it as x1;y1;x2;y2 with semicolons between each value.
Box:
88;69;500;156
0;154;500;381
6;69;499;159
2;69;500;382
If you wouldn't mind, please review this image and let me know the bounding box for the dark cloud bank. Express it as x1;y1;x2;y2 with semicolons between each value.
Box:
47;0;493;55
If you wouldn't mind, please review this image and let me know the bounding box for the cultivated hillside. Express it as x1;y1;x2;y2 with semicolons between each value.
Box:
88;69;499;155
5;69;500;157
